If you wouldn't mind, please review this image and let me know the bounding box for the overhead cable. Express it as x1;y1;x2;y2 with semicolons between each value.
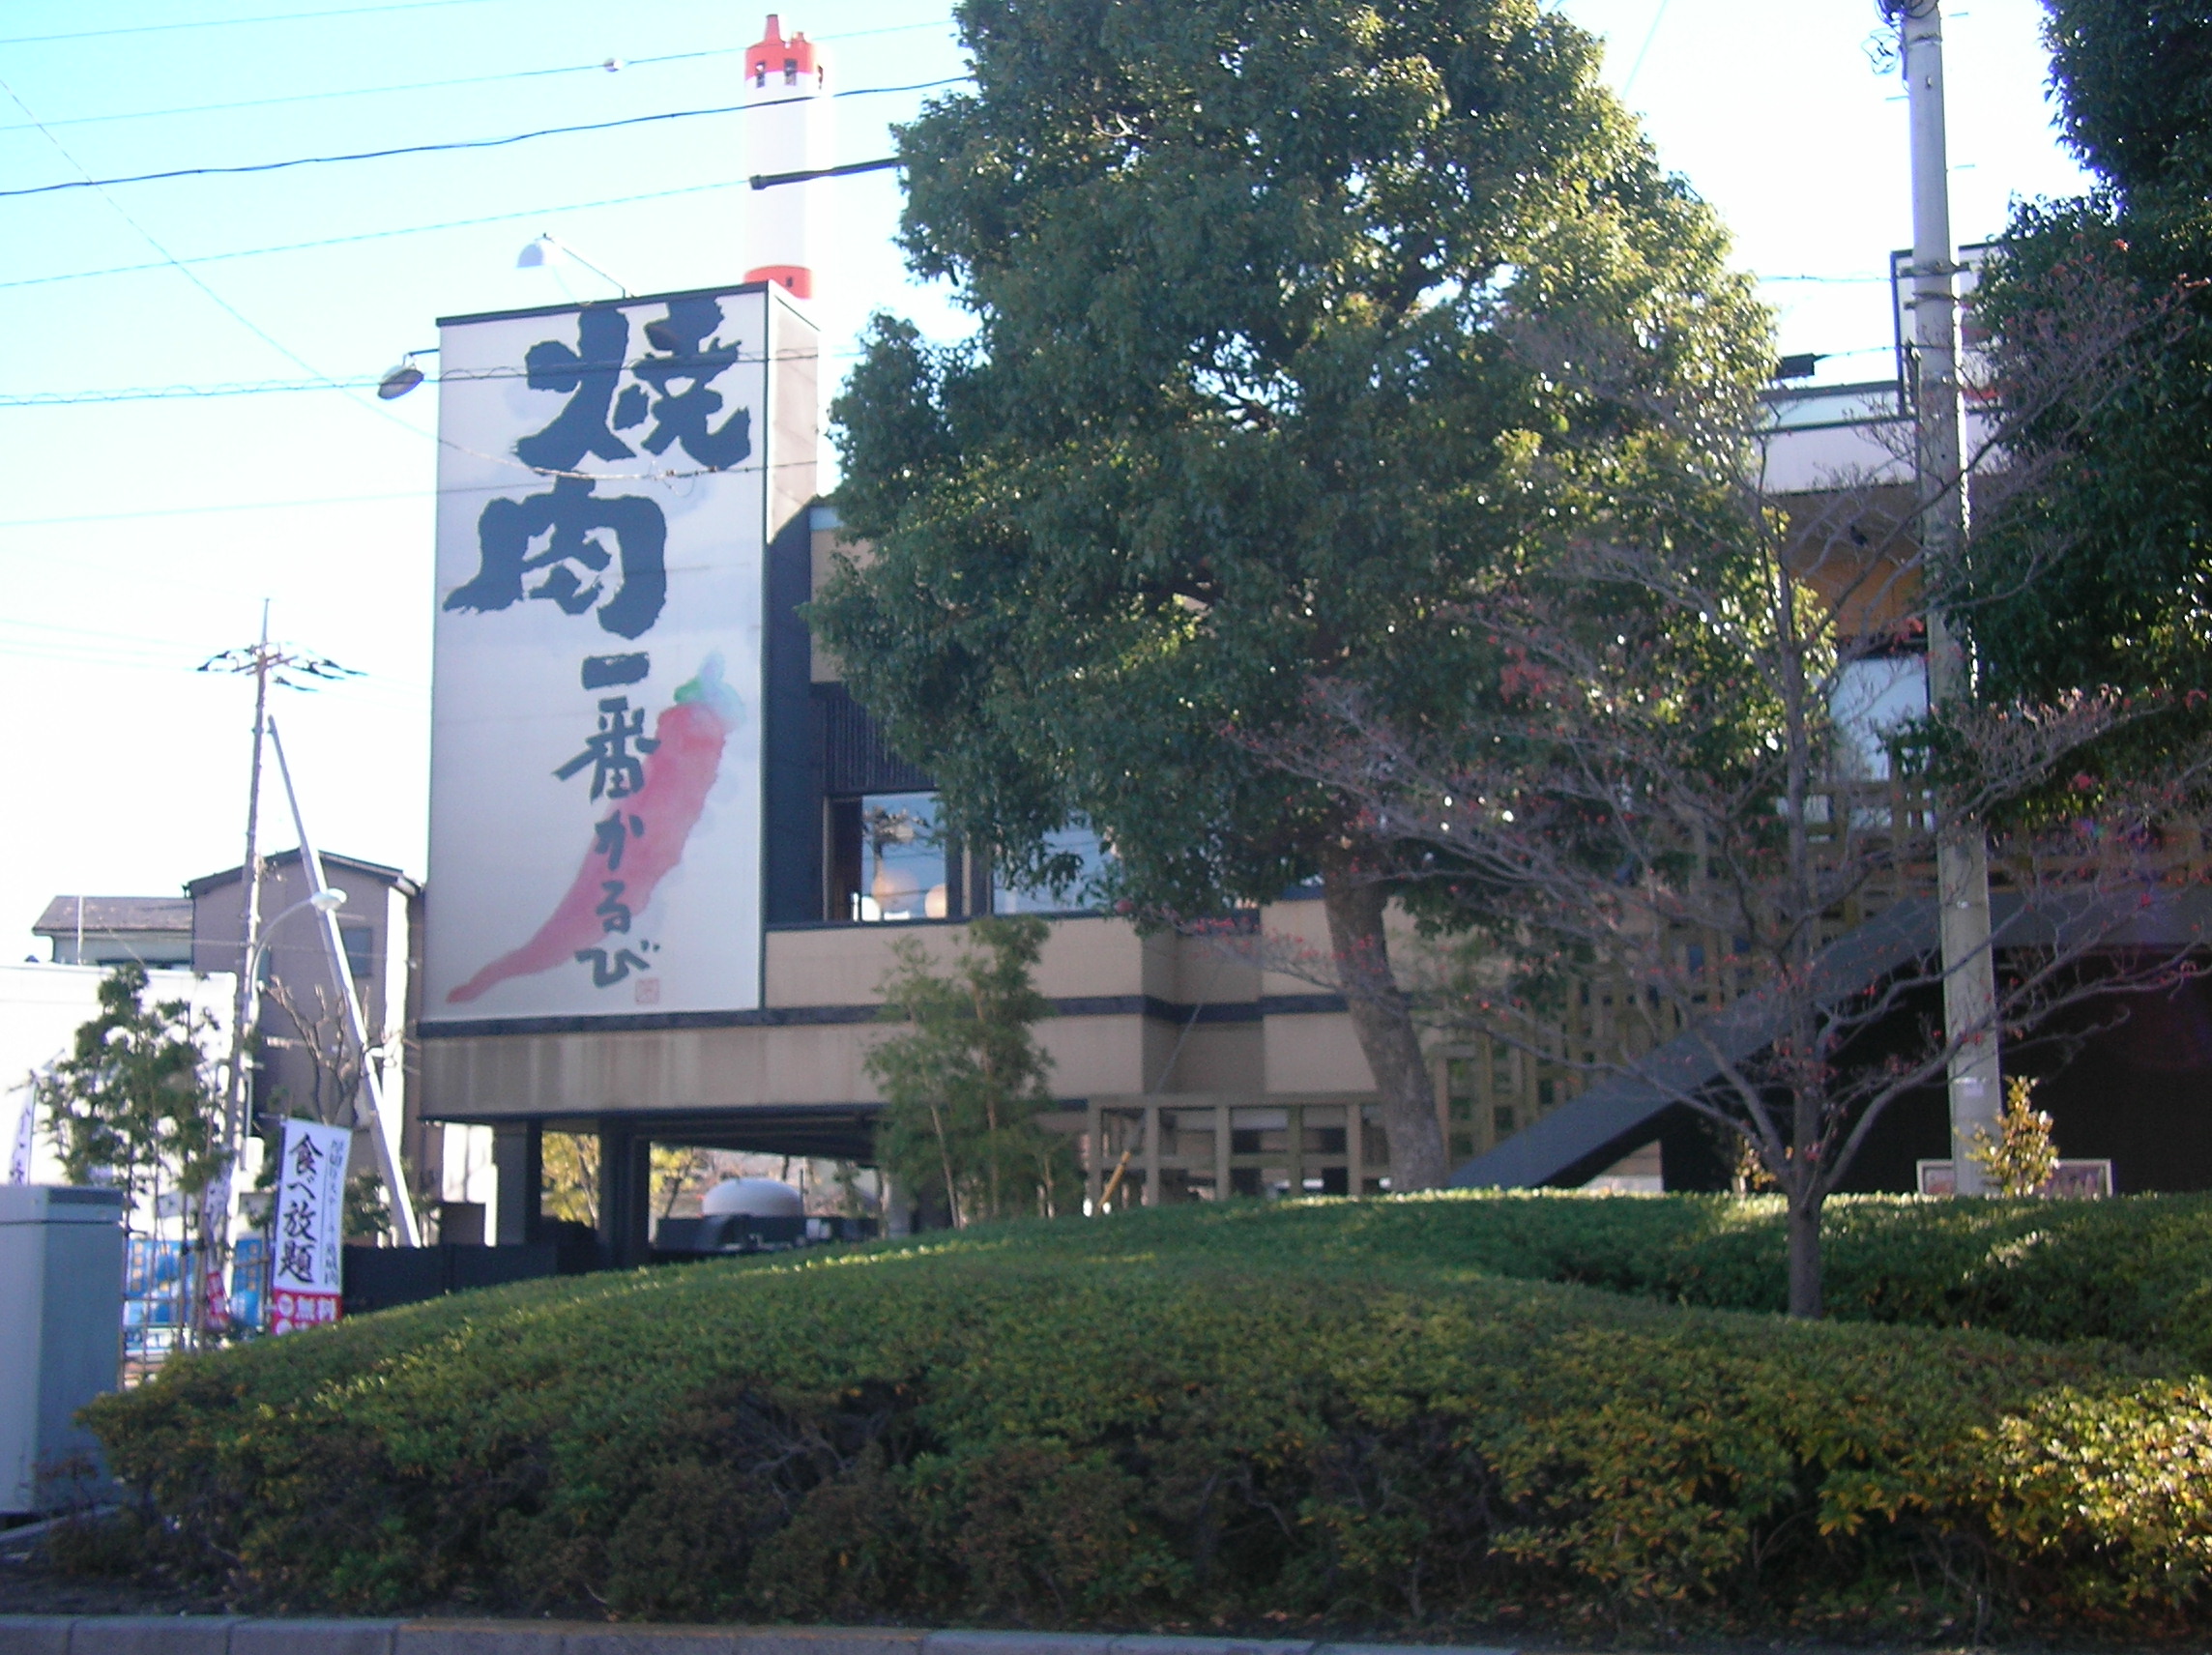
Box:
0;0;508;47
0;75;967;200
0;351;861;408
0;19;949;132
0;178;754;291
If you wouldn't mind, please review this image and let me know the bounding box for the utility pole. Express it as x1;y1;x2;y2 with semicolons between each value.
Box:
198;617;370;1327
206;604;274;1170
1895;0;2001;1187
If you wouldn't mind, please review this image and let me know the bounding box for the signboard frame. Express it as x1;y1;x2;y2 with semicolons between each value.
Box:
421;281;816;1032
270;1118;352;1332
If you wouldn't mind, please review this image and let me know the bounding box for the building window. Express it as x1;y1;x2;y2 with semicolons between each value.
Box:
339;923;374;981
829;792;961;922
993;823;1112;914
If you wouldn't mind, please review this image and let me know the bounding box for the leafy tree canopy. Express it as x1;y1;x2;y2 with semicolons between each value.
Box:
1970;1;2212;707
2043;0;2212;193
815;0;1770;1185
37;965;224;1223
866;914;1073;1226
818;0;1770;911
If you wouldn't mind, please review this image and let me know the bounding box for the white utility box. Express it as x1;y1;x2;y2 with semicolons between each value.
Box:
0;1183;124;1515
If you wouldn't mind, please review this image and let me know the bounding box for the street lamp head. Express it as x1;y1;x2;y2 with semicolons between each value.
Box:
516;234;556;270
377;358;425;399
307;888;346;914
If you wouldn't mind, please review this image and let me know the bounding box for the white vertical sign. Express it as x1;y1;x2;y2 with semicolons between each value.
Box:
422;286;777;1023
270;1118;351;1333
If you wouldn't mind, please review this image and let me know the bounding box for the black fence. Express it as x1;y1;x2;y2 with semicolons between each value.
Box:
340;1217;876;1316
340;1222;604;1316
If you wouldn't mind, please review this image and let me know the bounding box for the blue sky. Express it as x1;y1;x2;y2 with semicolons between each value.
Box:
0;0;2090;958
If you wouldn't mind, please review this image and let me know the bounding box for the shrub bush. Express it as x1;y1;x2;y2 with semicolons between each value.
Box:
940;1191;2212;1368
87;1227;2211;1637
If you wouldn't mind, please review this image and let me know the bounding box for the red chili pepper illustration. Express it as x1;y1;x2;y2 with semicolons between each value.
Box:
447;654;740;1003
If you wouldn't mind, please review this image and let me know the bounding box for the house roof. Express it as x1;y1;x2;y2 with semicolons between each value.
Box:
31;895;194;939
183;848;419;900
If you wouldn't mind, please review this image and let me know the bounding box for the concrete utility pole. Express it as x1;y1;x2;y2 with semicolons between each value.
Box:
199;618;378;1325
218;605;273;1162
1896;0;2002;1187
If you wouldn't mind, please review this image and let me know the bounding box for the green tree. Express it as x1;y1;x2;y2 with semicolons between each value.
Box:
867;915;1073;1227
814;0;1770;1188
1970;1077;2061;1198
37;965;225;1234
1968;0;2212;711
542;1130;600;1227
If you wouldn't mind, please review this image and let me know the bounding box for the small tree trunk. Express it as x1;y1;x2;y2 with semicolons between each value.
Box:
1786;1190;1824;1319
1320;861;1448;1191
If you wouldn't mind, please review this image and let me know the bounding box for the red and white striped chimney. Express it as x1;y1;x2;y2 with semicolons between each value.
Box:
742;14;829;300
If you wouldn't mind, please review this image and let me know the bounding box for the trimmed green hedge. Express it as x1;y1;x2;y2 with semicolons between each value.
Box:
950;1191;2212;1368
87;1210;2212;1637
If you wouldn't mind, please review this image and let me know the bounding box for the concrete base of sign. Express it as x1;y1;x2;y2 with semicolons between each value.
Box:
0;1622;1516;1655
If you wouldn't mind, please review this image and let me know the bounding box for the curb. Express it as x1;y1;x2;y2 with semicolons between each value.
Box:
0;1622;1517;1655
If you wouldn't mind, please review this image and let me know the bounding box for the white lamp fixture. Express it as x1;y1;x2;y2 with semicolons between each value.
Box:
516;232;631;297
376;357;425;399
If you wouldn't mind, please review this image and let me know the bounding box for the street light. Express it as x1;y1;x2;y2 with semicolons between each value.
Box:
247;887;344;994
516;232;632;297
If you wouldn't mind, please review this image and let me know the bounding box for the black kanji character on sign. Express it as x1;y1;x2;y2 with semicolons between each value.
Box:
575;942;654;987
447;476;668;639
597;880;631;934
594;810;646;871
289;1136;323;1178
555;698;657;799
515;305;635;472
629;297;754;469
280;1240;315;1281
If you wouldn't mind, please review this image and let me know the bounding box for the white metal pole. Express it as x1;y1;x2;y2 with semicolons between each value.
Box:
266;718;423;1246
1900;0;2001;1188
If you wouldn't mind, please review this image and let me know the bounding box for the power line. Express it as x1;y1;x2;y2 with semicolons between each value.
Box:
1620;0;1673;96
0;455;831;532
0;179;754;292
0;350;864;407
0;19;951;133
0;77;420;442
0;52;718;135
0;0;510;48
0;75;966;201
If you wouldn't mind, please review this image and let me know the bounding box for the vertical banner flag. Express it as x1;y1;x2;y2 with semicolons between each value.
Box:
270;1118;351;1333
198;1161;232;1329
423;286;801;1023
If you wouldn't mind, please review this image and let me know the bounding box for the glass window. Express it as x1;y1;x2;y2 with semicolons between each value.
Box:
994;823;1113;914
1301;1104;1347;1157
828;792;958;923
339;922;374;980
1158;1109;1216;1160
1230;1107;1289;1157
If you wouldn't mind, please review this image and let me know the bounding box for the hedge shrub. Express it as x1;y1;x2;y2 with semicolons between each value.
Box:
87;1229;2212;1637
945;1191;2212;1368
